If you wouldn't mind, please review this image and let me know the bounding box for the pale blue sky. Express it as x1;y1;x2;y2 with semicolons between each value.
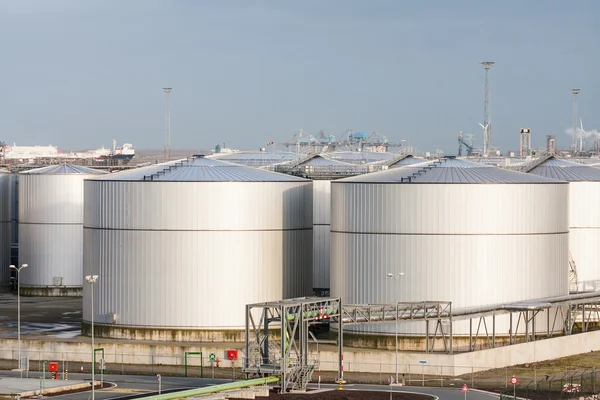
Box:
0;0;598;154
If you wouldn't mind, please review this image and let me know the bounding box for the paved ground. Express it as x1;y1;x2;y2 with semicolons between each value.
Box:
0;377;91;397
0;370;502;400
0;294;82;339
0;370;226;400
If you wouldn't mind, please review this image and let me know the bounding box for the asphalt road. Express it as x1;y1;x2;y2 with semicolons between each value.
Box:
310;384;500;400
0;370;227;400
0;370;500;400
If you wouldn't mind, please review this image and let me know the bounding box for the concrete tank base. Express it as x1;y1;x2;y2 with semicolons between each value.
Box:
20;286;82;297
337;332;565;353
81;322;264;342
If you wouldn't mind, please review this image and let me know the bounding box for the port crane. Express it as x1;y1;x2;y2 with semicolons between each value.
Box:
457;132;476;156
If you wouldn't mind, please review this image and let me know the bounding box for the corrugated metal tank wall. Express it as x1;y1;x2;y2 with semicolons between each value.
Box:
10;174;18;246
83;179;313;331
568;181;600;286
18;171;104;292
313;180;331;292
331;181;569;335
0;172;11;290
525;158;600;291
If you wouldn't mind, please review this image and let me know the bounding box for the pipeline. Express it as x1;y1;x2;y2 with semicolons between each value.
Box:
134;377;279;400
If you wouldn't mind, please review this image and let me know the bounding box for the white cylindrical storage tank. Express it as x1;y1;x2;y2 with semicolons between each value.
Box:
10;173;18;247
528;157;600;292
83;156;312;341
18;164;107;296
274;154;368;294
313;179;331;294
0;170;12;292
331;158;569;345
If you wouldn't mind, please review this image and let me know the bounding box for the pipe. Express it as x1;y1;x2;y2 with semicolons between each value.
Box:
134;377;279;400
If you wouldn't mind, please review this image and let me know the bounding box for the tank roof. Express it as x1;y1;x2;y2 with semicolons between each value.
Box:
528;157;600;181
20;164;107;175
91;156;310;182
391;155;425;167
297;154;354;167
326;151;396;164
208;151;302;167
336;157;566;184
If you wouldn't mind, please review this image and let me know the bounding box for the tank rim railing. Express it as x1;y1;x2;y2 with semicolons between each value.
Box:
142;156;198;181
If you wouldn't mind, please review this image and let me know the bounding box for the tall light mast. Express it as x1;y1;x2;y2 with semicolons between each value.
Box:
572;88;580;153
163;88;172;160
480;62;495;157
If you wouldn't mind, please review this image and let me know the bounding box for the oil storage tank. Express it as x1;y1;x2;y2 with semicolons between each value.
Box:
0;170;12;292
331;157;569;345
275;154;367;295
83;155;312;341
18;164;107;296
527;157;600;292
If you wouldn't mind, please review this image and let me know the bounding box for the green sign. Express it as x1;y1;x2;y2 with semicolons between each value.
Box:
209;353;216;362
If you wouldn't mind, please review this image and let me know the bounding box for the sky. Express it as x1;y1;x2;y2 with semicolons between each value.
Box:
0;0;598;155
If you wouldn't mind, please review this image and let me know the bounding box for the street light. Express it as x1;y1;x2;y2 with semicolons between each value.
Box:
386;271;405;385
85;275;99;400
9;264;28;378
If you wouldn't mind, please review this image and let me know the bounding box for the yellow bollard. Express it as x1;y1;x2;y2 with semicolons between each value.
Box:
65;370;68;381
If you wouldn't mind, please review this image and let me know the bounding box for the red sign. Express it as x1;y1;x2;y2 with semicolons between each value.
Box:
226;350;238;360
510;375;519;385
461;384;469;393
48;362;59;372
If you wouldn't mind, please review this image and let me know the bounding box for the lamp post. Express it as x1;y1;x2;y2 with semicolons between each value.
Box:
387;272;405;385
85;275;99;400
9;264;28;378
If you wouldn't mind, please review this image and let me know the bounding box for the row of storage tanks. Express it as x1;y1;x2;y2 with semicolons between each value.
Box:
3;153;600;340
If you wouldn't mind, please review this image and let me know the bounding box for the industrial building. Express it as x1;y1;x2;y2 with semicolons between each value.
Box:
0;170;12;291
330;157;569;341
18;164;107;296
82;155;313;341
525;157;600;292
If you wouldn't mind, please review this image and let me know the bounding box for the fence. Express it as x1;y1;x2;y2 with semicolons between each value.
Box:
1;347;598;397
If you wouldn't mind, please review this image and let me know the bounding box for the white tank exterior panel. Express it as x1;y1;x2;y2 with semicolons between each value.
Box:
331;179;569;336
0;173;12;287
18;172;103;288
19;175;90;224
18;224;83;287
312;180;331;290
0;222;10;286
569;182;600;228
10;174;18;245
313;180;331;225
83;229;311;328
331;232;568;305
331;232;568;335
83;176;313;329
568;182;600;285
569;229;600;285
85;182;311;230
313;225;330;290
332;183;567;235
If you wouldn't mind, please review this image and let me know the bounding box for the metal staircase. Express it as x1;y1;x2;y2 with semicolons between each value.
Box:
284;360;316;392
569;252;579;293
